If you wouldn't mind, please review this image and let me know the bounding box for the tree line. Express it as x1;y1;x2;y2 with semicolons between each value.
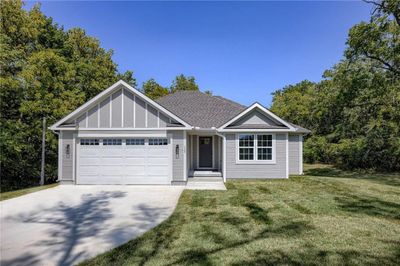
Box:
0;0;203;191
270;0;399;171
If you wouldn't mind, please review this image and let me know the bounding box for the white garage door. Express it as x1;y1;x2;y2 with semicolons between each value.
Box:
77;138;170;184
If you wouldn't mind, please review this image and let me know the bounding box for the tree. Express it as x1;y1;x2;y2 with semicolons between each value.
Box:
142;79;169;99
0;0;135;191
270;0;400;170
170;74;199;92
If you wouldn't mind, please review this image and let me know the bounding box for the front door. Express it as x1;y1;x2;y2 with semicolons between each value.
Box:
199;136;213;168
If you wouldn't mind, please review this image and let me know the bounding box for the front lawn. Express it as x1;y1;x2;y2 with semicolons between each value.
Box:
81;165;400;265
0;183;58;201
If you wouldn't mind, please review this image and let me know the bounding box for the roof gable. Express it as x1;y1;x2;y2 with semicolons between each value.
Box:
50;80;191;130
218;103;296;131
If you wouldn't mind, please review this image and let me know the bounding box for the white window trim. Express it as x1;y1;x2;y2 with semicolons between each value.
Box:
235;133;276;164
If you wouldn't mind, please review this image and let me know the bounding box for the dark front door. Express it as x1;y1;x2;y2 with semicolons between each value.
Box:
199;136;213;168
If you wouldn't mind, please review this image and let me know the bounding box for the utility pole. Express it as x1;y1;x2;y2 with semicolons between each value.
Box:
40;117;46;186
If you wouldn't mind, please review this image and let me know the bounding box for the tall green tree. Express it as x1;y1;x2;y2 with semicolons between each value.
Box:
170;74;199;92
271;0;400;170
0;0;135;191
142;78;169;99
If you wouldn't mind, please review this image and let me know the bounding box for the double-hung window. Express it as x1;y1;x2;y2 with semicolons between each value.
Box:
238;134;274;162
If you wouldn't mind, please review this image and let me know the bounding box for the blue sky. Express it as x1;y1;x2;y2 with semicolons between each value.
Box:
25;1;372;107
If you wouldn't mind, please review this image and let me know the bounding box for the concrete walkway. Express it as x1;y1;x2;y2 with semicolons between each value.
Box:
0;185;183;266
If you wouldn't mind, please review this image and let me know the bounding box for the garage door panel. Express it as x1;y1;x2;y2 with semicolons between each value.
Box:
125;157;146;165
147;166;169;175
80;149;100;156
125;148;146;156
148;157;169;165
124;166;146;175
79;166;100;175
147;148;168;156
100;157;124;165
101;166;125;175
79;157;101;165
78;138;170;185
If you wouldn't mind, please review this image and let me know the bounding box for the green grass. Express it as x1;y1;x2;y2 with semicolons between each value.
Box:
81;165;400;265
0;183;58;201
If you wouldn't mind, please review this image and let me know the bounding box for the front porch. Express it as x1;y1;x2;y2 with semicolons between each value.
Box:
186;133;223;176
185;133;225;190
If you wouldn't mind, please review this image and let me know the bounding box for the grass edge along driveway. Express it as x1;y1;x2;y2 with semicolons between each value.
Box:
0;183;58;201
80;165;400;265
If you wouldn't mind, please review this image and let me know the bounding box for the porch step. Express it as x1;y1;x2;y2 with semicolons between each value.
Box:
188;176;223;182
186;176;226;190
191;170;222;177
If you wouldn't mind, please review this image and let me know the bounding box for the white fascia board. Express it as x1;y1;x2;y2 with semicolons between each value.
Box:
50;127;190;131
217;102;295;131
77;131;167;138
218;128;294;133
50;80;192;131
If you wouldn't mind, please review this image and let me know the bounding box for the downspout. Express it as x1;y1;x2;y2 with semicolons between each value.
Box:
216;132;226;183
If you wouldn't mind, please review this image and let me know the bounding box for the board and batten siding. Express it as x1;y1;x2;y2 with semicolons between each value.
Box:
60;131;75;184
68;88;173;129
171;131;185;182
225;133;288;179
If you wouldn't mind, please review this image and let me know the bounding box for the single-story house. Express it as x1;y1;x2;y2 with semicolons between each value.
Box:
50;80;310;185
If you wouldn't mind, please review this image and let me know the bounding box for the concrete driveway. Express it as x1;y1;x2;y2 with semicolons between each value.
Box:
0;185;184;266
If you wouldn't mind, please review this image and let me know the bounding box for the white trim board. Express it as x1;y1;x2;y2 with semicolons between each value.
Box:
50;80;192;130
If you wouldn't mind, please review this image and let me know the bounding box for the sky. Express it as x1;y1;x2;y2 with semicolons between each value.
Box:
25;1;372;107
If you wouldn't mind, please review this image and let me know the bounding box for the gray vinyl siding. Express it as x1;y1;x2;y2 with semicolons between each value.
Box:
289;134;301;175
171;131;184;181
111;89;122;128
77;113;86;127
147;105;158;128
226;133;287;179
99;98;110;128
87;106;98;128
68;87;182;129
159;113;169;127
123;89;134;127
232;110;282;127
60;131;75;182
135;97;146;128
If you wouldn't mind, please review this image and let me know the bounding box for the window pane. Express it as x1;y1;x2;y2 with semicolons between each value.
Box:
149;138;168;145
103;139;122;145
126;138;145;145
239;134;254;147
239;147;254;160
81;139;99;145
258;147;272;160
258;135;272;147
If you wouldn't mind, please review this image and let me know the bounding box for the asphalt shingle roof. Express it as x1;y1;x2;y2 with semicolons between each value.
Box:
156;90;311;134
156;91;245;128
